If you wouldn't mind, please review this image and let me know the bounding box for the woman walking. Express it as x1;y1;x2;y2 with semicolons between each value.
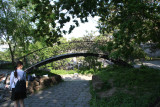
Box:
10;61;27;107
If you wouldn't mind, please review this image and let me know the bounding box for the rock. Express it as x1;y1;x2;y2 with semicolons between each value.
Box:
54;75;62;83
34;85;43;91
39;77;49;84
27;87;34;94
73;73;79;78
49;77;57;84
92;75;104;91
28;81;34;87
43;78;53;87
27;75;62;94
33;80;40;86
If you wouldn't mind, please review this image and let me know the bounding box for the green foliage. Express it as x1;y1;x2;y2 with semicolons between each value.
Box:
0;0;34;64
17;0;160;61
28;68;77;76
83;56;101;70
98;0;160;60
78;68;99;75
0;51;11;61
90;65;160;107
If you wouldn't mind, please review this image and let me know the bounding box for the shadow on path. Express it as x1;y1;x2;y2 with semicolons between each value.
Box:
0;75;91;107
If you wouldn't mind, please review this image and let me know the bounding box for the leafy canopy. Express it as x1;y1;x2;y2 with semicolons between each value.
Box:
17;0;160;59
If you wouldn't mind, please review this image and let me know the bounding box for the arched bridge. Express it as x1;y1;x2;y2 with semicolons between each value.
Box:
19;41;107;65
18;40;131;72
24;53;108;72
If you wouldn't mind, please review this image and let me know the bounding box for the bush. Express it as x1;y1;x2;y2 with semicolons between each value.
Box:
90;65;160;107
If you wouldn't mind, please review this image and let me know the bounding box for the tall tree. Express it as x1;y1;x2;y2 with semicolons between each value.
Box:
97;0;160;59
17;0;160;60
0;0;33;64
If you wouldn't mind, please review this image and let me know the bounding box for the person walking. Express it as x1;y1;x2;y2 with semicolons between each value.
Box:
10;61;27;107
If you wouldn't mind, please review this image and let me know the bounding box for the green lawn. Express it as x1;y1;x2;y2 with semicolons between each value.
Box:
90;65;160;107
28;68;78;76
50;69;77;75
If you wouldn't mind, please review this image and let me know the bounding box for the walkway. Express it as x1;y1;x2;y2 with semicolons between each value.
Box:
0;74;92;107
134;60;160;69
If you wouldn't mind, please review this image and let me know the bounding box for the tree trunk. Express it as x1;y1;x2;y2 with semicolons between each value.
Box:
8;43;15;66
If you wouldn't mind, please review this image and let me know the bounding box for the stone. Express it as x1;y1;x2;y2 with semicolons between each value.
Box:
92;75;104;91
54;75;62;83
49;77;57;84
33;80;40;86
27;88;34;94
26;75;62;94
39;77;49;84
34;85;43;91
43;78;53;87
28;81;34;87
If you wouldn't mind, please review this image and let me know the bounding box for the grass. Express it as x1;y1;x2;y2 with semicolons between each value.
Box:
77;68;99;75
50;69;77;75
28;68;78;76
90;65;160;107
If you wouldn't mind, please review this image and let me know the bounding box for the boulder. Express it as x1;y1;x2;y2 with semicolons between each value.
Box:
39;77;49;85
27;75;62;94
92;75;104;91
33;85;43;91
28;81;34;87
32;80;40;86
27;87;34;94
43;78;53;87
54;75;62;83
49;77;57;84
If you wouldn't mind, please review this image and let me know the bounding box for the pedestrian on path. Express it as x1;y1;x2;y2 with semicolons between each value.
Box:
10;61;27;107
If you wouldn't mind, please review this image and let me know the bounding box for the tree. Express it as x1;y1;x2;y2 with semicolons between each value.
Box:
0;0;33;64
97;0;160;60
55;0;160;60
18;0;160;60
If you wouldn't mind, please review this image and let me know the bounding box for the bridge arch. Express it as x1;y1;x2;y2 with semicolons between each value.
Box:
25;53;108;72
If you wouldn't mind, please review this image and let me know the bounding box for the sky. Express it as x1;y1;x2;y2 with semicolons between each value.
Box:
50;0;100;40
62;16;100;40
